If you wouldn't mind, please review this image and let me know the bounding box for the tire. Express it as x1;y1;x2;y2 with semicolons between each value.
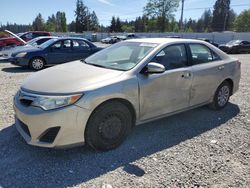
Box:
30;57;45;70
209;81;231;110
85;101;132;151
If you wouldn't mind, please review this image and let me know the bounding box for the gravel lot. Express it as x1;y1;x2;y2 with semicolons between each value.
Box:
0;55;249;188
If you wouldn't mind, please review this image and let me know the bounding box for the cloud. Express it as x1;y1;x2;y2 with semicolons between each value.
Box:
97;0;114;6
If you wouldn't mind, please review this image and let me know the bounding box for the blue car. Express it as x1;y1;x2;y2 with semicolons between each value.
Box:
9;37;102;70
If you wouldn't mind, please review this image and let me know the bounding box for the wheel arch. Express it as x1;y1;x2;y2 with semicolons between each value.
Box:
87;98;137;127
223;78;234;96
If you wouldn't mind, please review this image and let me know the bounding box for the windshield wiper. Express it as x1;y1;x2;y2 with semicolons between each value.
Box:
82;60;106;68
88;63;107;68
82;60;125;71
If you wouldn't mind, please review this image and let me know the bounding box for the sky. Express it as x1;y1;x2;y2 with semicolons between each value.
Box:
0;0;250;26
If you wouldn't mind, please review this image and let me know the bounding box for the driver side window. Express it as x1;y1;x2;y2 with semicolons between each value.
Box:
151;44;188;70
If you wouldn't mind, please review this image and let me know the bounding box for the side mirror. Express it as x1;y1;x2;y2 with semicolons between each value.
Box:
144;62;165;74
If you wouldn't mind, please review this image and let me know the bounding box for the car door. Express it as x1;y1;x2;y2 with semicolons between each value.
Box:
188;43;225;107
240;41;250;53
71;39;91;60
138;44;193;121
47;39;72;64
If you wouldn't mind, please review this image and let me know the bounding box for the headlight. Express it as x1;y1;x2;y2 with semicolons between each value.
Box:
15;52;27;58
31;94;83;110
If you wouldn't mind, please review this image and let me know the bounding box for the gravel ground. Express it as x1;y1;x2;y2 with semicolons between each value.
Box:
0;55;249;188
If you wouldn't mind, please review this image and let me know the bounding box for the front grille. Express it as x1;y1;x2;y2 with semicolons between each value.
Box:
39;127;60;143
19;120;31;137
20;99;33;106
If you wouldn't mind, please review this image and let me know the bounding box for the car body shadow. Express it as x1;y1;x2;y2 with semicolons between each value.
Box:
1;66;34;73
0;103;240;187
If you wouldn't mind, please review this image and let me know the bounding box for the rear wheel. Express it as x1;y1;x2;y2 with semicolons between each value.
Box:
85;101;132;151
30;57;45;70
209;81;231;110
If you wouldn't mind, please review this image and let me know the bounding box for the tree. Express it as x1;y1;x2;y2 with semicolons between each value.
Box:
234;9;250;32
68;21;76;32
143;0;179;32
89;11;99;31
75;0;89;32
60;12;67;32
227;9;237;30
202;9;212;32
116;17;122;32
45;14;56;32
212;0;231;31
32;13;45;30
110;16;116;32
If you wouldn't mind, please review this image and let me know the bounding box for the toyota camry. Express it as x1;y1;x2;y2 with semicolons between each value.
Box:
13;38;241;151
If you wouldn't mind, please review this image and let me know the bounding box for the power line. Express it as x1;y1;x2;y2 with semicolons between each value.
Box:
98;3;250;22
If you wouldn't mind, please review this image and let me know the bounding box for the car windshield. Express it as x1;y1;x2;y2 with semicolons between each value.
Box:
226;40;241;45
39;38;58;49
85;41;157;71
26;38;42;46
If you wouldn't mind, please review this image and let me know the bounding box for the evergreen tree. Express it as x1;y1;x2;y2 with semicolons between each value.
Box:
110;16;116;32
89;11;99;31
45;14;56;32
202;9;212;32
212;0;231;31
75;0;89;32
32;13;45;31
116;17;122;32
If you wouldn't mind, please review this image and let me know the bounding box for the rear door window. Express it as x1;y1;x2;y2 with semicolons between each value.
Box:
72;40;90;49
189;44;220;65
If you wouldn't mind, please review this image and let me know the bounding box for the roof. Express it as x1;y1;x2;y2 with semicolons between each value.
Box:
127;38;203;44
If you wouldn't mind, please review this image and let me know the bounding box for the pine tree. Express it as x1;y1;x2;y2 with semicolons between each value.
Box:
32;13;45;31
212;0;231;31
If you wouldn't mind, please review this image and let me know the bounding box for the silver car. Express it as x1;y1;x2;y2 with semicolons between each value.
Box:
13;38;241;151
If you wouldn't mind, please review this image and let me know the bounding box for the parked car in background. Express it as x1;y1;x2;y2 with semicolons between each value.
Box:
17;31;51;42
0;30;26;50
116;35;127;41
126;33;138;39
101;36;118;44
197;38;219;47
0;30;51;50
9;37;102;70
13;38;240;150
0;36;57;60
219;40;250;54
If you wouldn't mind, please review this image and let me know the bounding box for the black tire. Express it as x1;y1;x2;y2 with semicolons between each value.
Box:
85;101;132;151
29;57;45;70
209;81;231;110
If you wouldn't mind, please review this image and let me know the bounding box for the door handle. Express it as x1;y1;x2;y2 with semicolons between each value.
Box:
181;72;191;79
218;66;224;70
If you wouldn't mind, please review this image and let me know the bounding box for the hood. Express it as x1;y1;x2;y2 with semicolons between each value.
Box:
12;46;42;56
1;44;32;58
0;30;26;44
21;61;124;94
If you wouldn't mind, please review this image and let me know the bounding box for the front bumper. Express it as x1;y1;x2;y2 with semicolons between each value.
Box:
13;93;92;148
9;57;29;66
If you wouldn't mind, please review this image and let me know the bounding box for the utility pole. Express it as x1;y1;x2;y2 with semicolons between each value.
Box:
180;0;184;31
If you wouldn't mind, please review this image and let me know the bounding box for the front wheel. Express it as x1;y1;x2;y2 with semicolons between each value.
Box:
30;57;45;70
85;101;132;151
209;81;231;110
